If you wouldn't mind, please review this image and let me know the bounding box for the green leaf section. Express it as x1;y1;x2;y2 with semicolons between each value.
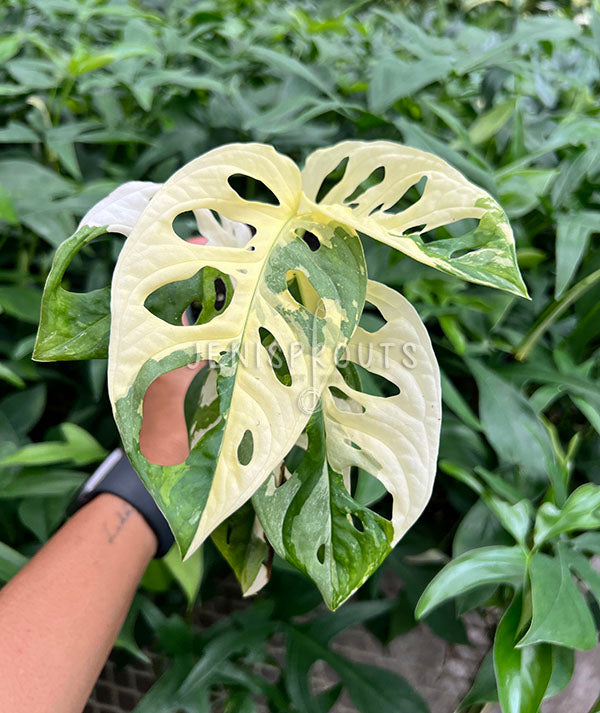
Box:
212;502;269;596
415;546;527;619
533;483;600;547
0;422;106;467
520;547;597;651
33;225;112;361
254;407;393;610
494;591;553;713
0;541;28;582
405;196;528;298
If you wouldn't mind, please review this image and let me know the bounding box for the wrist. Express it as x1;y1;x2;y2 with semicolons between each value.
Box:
82;493;157;561
74;449;175;557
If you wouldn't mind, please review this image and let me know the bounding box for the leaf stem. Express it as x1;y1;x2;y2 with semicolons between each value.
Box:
515;268;600;361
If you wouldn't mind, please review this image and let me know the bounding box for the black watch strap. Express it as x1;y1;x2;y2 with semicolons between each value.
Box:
75;448;174;557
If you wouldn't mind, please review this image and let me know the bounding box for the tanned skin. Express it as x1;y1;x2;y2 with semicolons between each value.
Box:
0;363;201;713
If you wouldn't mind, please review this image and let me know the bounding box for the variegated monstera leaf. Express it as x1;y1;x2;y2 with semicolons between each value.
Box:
34;141;527;609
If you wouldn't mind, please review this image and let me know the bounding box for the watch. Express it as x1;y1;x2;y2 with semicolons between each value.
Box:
75;448;174;557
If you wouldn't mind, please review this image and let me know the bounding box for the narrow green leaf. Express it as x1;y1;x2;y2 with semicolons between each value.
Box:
545;646;575;699
368;54;452;114
0;362;25;388
469;99;516;145
0;423;106;467
494;591;552;713
564;547;600;609
415;546;526;619
516;268;600;362
555;212;600;298
440;370;482;431
0;185;18;224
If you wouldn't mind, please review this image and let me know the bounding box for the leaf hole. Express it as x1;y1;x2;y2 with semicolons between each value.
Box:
343;361;400;398
343;166;385;204
172;211;200;240
59;232;121;294
227;174;280;205
403;223;428;236
344;438;362;451
328;385;366;414
286;270;324;318
315;156;349;203
295;228;321;252
214;277;226;311
259;327;292;387
368;202;385;217
350;513;364;532
384;176;428;215
237;429;254;466
316;543;326;564
358;300;386;333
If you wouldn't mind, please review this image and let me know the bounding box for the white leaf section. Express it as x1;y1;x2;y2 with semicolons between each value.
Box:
323;280;441;545
78;181;162;236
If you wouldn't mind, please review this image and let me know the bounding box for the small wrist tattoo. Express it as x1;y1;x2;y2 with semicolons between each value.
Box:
103;504;134;544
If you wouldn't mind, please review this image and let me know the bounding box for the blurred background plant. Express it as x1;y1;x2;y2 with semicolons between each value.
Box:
1;0;599;711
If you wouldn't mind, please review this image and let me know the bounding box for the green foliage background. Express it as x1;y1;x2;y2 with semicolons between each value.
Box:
1;1;599;711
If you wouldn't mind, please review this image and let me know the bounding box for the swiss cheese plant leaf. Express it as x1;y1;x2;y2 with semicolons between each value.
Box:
302;141;529;297
253;280;440;609
109;144;367;556
36;140;525;601
33;181;161;361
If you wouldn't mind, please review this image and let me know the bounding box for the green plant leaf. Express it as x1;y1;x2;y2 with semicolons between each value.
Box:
368;53;453;114
545;646;575;699
469;98;517;145
0;383;46;436
255;408;393;611
533;483;600;547
494;590;553;713
163;545;204;609
458;650;497;709
254;278;440;609
303;141;528;297
555;211;600;298
212;502;270;597
519;550;597;650
469;360;553;481
0;423;106;467
564;547;600;609
0;286;42;324
34;181;161;361
0;541;28;582
415;546;526;619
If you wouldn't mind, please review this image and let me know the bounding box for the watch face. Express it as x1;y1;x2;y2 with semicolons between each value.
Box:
81;448;123;497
